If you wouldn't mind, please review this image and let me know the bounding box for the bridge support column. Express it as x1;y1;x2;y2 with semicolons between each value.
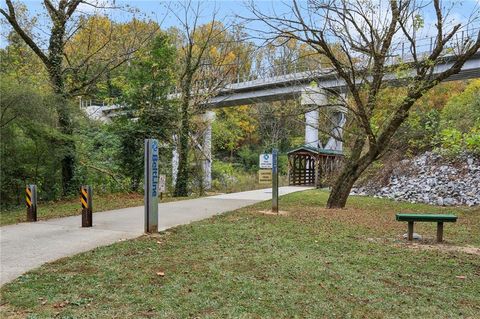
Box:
325;95;347;152
202;111;215;190
305;109;319;148
301;88;327;148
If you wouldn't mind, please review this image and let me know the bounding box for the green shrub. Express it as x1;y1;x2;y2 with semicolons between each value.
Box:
437;125;480;156
211;160;288;193
465;125;480;155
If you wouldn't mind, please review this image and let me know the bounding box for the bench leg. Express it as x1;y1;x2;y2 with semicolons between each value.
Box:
437;222;444;243
408;221;414;241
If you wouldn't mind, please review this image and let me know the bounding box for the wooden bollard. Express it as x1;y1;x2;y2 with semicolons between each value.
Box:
80;185;93;227
26;184;37;222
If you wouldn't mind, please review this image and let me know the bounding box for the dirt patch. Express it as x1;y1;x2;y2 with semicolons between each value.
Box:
0;305;26;319
257;210;289;216
399;242;480;255
366;237;480;256
296;206;401;235
365;236;480;255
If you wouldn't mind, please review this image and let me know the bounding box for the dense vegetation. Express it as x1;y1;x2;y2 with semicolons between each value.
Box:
1;4;479;209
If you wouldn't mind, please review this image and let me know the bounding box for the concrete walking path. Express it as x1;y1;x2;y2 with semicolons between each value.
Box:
0;186;311;285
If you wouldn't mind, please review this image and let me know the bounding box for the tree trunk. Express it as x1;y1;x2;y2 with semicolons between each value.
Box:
50;68;76;196
49;18;77;196
174;85;191;197
326;164;361;208
327;151;375;208
54;92;75;195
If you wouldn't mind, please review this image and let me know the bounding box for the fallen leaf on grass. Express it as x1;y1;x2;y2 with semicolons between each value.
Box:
53;301;69;308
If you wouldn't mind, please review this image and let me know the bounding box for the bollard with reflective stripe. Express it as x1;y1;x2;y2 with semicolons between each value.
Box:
26;184;37;222
80;185;93;227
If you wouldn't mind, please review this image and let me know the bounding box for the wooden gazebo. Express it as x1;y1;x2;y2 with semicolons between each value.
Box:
287;145;343;187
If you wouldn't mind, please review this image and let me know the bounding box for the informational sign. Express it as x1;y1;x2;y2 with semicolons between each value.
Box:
158;174;166;193
259;153;273;168
258;169;272;184
144;139;159;233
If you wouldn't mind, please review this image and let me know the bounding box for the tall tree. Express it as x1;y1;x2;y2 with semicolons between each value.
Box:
249;0;480;208
0;0;156;194
0;77;63;206
114;33;177;191
168;1;244;196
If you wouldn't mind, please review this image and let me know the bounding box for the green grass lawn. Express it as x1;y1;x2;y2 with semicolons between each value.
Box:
1;190;479;318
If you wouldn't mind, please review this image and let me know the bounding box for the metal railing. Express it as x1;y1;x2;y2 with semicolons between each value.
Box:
170;25;479;94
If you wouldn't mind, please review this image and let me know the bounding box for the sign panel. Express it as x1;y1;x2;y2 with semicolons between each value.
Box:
144;139;159;233
158;174;166;193
259;153;273;168
258;169;272;184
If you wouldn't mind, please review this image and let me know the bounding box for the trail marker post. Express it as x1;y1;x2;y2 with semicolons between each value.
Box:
26;184;37;222
80;185;93;227
158;174;166;201
144;139;159;233
272;149;279;213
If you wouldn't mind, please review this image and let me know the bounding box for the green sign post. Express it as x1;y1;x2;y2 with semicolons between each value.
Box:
272;149;279;213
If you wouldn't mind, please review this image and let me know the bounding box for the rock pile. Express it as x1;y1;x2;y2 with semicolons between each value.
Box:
351;152;480;206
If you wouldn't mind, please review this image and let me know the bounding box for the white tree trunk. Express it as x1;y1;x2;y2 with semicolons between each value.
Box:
171;135;179;186
202;111;215;189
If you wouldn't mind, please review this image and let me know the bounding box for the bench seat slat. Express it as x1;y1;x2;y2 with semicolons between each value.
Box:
395;214;457;222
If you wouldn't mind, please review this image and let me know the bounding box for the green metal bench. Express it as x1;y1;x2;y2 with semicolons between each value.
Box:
395;214;458;242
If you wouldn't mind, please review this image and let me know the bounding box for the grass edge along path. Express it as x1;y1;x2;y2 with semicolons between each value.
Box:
0;192;206;226
1;190;479;318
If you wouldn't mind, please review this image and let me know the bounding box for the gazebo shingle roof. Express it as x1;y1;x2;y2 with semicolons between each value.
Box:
287;145;343;156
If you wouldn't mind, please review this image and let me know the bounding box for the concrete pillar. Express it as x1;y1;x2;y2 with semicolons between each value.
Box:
305;109;319;148
325;95;347;152
202;111;215;190
301;87;327;149
324;111;346;151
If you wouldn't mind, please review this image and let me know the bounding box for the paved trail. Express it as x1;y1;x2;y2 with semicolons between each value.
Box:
0;186;311;285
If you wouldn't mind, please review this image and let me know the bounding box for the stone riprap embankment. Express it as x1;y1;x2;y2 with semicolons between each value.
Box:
351;152;480;206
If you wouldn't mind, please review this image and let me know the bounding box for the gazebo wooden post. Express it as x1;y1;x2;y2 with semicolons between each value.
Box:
314;155;319;188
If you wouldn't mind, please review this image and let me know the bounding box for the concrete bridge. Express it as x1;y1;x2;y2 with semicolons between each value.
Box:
205;52;480;108
173;51;480;187
82;49;480;189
